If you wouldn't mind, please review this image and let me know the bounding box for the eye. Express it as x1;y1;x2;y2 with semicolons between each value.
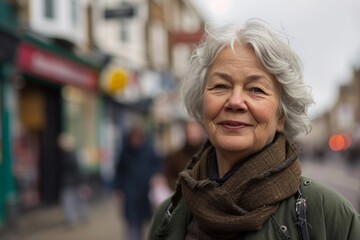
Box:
213;83;229;89
208;83;230;90
249;87;265;94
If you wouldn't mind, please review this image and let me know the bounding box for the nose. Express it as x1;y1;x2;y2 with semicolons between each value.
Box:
225;89;248;112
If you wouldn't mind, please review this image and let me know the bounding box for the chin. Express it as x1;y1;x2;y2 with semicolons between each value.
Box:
215;137;253;153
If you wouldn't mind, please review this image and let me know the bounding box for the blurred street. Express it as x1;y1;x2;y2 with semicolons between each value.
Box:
0;193;130;240
0;155;359;240
1;1;360;239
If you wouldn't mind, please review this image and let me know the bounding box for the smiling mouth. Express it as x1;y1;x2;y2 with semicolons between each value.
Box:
219;121;249;129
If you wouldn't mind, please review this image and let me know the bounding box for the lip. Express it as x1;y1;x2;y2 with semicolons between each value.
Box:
218;120;251;129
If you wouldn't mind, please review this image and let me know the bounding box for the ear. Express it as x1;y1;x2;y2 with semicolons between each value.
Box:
276;113;285;132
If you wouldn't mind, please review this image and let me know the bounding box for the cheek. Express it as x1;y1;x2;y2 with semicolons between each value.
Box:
250;102;279;125
202;95;216;119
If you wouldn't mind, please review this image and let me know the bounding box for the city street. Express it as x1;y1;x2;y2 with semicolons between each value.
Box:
1;156;359;240
302;155;360;213
0;193;130;240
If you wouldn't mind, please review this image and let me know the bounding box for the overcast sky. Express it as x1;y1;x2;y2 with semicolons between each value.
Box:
190;0;360;118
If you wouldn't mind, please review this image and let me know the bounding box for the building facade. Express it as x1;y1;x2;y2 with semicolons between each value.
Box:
0;0;205;229
299;68;360;162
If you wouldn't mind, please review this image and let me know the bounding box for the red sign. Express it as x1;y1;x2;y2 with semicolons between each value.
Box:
171;30;204;44
16;42;98;91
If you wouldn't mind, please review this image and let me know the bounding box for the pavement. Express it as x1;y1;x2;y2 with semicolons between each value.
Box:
0;194;135;240
1;157;358;240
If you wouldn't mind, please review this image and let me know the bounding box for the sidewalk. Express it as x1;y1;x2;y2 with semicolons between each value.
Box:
0;194;127;240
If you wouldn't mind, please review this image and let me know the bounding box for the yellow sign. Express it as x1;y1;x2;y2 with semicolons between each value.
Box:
104;67;128;94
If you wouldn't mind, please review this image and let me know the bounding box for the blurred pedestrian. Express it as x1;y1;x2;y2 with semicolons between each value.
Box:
149;19;360;239
164;120;204;191
58;133;89;228
114;124;162;240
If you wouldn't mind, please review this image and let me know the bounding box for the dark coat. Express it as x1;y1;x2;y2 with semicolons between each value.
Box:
164;143;202;191
60;151;83;188
114;136;162;225
149;177;360;239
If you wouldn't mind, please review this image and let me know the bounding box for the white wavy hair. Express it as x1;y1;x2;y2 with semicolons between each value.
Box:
180;18;314;139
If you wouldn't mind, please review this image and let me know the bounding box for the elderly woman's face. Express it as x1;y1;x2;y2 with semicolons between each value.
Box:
203;43;284;160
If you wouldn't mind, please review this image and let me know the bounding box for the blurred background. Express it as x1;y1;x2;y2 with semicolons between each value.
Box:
0;0;359;239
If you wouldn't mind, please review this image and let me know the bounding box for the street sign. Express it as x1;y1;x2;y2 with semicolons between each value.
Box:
104;5;135;19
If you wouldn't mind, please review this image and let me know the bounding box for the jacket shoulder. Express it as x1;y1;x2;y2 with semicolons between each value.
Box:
300;176;356;211
148;196;189;240
300;176;360;239
149;197;172;239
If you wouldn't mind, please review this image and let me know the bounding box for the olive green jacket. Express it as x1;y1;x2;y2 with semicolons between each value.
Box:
148;177;360;239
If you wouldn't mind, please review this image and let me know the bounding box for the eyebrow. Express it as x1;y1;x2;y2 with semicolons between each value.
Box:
209;71;270;82
246;74;270;82
208;72;232;80
247;74;275;88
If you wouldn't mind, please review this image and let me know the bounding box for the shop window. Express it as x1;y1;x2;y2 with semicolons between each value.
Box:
62;86;100;171
71;0;77;26
19;88;45;131
120;20;129;42
44;0;55;19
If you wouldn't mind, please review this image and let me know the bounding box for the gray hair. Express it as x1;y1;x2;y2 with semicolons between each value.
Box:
180;18;314;139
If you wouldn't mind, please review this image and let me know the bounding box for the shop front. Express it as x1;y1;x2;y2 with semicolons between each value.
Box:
13;35;100;206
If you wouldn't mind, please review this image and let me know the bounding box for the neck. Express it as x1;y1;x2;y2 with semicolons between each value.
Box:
214;143;274;178
215;150;245;178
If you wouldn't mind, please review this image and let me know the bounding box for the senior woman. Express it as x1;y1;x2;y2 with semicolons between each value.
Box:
149;19;360;239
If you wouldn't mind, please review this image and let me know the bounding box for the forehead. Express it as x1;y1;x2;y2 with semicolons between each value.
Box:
207;43;276;84
211;43;265;70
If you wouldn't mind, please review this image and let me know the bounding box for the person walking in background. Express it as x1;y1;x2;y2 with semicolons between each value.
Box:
164;119;204;191
58;133;89;228
149;18;360;239
114;124;162;240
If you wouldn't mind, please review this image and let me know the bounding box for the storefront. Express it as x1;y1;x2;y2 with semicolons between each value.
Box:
12;34;100;206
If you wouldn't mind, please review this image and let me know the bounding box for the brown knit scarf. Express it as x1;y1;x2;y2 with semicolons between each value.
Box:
177;133;301;239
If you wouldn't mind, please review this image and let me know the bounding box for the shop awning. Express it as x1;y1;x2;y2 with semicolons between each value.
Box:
16;33;100;91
